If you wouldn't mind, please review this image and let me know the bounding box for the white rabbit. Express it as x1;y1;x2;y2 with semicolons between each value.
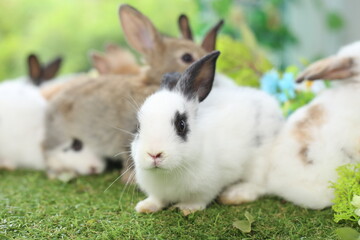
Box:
0;54;105;177
265;41;360;209
43;5;230;182
0;54;62;170
131;51;284;215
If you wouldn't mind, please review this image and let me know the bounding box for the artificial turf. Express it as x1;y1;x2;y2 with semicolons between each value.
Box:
0;170;355;239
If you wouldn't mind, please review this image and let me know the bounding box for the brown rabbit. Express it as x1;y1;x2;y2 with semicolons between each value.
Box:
42;43;139;101
90;43;141;75
43;4;224;181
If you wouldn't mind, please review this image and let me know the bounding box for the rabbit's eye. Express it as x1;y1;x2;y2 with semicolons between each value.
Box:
181;53;194;63
178;120;186;132
71;138;83;151
174;111;189;141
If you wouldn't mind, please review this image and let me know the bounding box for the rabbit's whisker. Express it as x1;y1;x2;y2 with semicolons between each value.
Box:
104;160;134;193
119;170;136;201
111;126;136;137
113;150;131;158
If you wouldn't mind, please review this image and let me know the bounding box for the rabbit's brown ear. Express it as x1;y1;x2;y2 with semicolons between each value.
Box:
41;57;62;81
178;14;193;40
89;51;110;74
201;20;224;52
296;56;355;83
27;54;42;85
119;4;164;57
105;43;121;53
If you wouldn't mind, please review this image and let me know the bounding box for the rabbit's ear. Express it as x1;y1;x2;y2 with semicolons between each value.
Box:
27;54;42;85
177;51;220;102
41;57;62;82
105;43;121;53
161;72;182;90
89;51;110;74
178;14;193;40
296;56;355;83
201;20;224;52
119;4;164;57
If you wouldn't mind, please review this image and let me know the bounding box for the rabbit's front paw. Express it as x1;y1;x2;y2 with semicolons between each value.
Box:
135;197;164;213
0;160;16;170
174;202;206;216
218;183;261;205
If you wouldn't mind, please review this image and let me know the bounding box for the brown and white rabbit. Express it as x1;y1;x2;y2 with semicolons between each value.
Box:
43;4;225;181
264;41;360;209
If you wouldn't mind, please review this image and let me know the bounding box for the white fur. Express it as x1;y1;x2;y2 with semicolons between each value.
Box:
0;81;47;170
131;86;284;213
266;84;360;209
45;141;106;178
214;73;237;88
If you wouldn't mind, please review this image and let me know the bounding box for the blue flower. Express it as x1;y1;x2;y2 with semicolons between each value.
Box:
278;72;296;102
260;69;280;95
260;69;297;104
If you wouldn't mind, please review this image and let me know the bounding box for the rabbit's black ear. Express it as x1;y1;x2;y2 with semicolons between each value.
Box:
177;51;220;102
178;14;193;40
27;54;42;85
201;20;224;52
160;72;182;90
41;57;62;82
119;4;164;58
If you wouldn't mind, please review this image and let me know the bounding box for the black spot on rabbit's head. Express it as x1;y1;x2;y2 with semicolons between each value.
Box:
172;111;189;141
71;138;83;152
62;138;83;153
160;72;182;90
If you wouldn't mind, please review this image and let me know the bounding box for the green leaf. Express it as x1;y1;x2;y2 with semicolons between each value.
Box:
245;211;255;224
233;220;252;233
233;211;256;233
332;164;360;223
335;227;360;240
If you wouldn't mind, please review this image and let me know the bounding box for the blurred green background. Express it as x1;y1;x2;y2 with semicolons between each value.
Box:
0;0;351;81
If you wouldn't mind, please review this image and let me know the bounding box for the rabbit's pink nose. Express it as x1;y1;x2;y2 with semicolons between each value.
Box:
148;152;162;160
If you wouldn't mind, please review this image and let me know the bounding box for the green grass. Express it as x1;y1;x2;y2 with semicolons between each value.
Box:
0;170;355;239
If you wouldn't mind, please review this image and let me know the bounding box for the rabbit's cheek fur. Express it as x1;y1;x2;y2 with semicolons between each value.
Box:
46;142;105;175
132;128;188;171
